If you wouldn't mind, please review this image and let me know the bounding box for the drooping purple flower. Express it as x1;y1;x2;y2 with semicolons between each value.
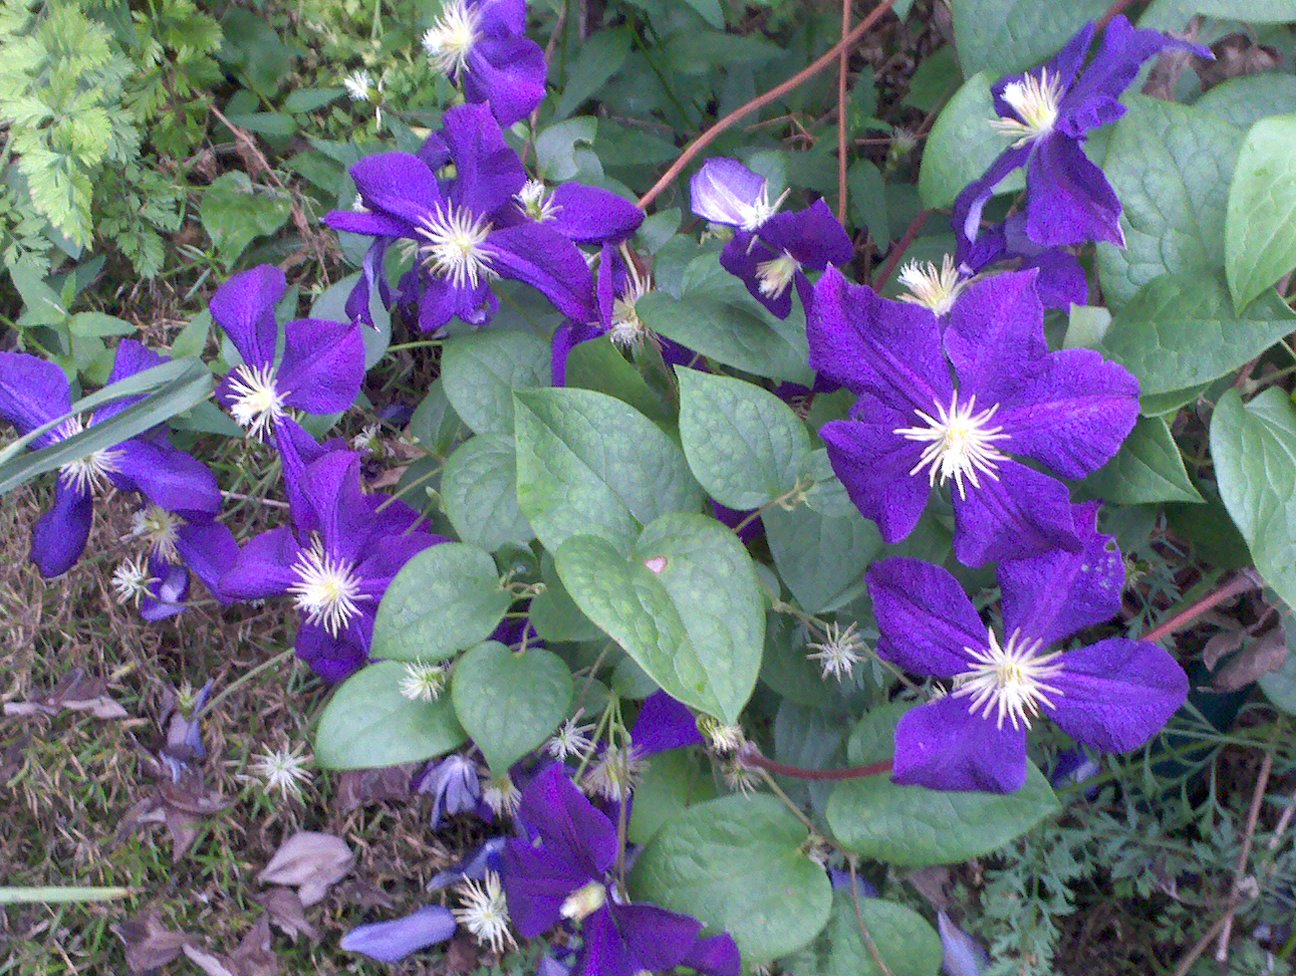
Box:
690;157;853;319
325;104;596;335
867;504;1189;793
0;342;221;578
949;214;1087;311
160;679;214;782
120;502;239;620
414;753;482;827
220;451;445;681
954;16;1210;252
340;904;457;964
421;0;547;127
503;764;741;976
808;267;1139;565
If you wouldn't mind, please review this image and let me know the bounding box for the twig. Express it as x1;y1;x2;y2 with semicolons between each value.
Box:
1142;571;1262;643
848;859;896;976
1171;900;1247;976
873;209;929;287
1215;752;1273;964
837;0;852;225
1267;785;1296;850
222;491;289;510
1096;0;1140;31
739;745;892;781
636;0;899;210
522;0;568;168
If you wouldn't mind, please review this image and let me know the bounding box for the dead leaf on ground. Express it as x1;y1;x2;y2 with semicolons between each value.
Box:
3;668;128;720
258;831;354;906
333;764;415;814
1216;630;1289;692
253;886;320;942
183;916;279;976
115;773;229;862
112;909;195;974
443;932;482;974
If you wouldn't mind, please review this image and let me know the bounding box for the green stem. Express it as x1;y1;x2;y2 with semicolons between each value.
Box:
200;648;296;717
0;886;133;905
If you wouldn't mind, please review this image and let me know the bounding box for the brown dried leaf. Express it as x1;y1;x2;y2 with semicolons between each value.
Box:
183;917;279;976
1216;630;1289;692
444;932;482;974
1203;625;1249;671
258;831;354;906
333;764;414;814
253;886;321;943
3;668;127;720
112;910;194;974
1198;34;1280;87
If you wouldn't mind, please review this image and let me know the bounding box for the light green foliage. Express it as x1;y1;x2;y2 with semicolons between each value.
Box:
788;893;943;976
1225;114;1296;310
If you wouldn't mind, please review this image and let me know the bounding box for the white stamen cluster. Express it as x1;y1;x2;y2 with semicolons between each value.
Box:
454;871;516;954
351;423;383;452
415;204;496;289
894;391;1010;499
226;363;286;440
560;880;608;922
111;556;156;607
897;255;966;316
607;264;653;351
991;68;1064;147
516;179;561;222
546;713;595;760
953;628;1065;731
399;660;449;702
807;620;865;682
721;758;759;796
422;0;481;77
582;743;645;803
755;251;801;300
482;775;521;817
247;743;313;799
698;716;744;754
128;505;186;563
738;184;790;232
287;538;368;636
55;415;123;494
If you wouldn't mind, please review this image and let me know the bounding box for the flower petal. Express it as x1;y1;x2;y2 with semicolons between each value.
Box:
464;34;548;128
684;933;742;976
1049;637;1188;752
719;233;794;319
606;903;702;974
417;277;497;333
141;561;190;621
324;208;411;238
340;905;457;963
1024;134;1124;247
113;439;222;518
515;763;618;880
300;451;372;565
944;270;1048;395
209;264;285;368
631;691;703;757
998;501;1124;646
951;144;1032;257
0;351;71;440
868;557;989;677
759;199;853;270
893;697;1029;793
502;840;593;938
220;526;302;600
548;184;644;244
278;317;366;415
951;459;1079;566
486;222;596;323
690;158;767;227
176;519;240;602
94;340;170;424
30;482;93;577
350;152;442;225
295;624;368;682
441;104;528;215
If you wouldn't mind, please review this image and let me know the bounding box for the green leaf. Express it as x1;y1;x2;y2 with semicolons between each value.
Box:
441;330;551;435
530;553;602;643
284;87;344;113
69;312;135;338
370;543;512;663
638;275;814;385
1211;388;1296;611
311;272;390;368
628;749;719;845
1100;272;1296;396
826;704;1059;866
441;434;534;552
554;28;632;119
564;336;673;429
1081;416;1203;505
556;513;764;723
630;794;832;965
677;368;812;509
536;117;598;182
314;661;466;770
513;388;703;552
1259;626;1296;714
787;893;943;976
451;641;573;774
681;0;725;27
1096;98;1242;308
764;504;883;614
1196;74;1296;130
918;71;1023;210
408;380;466;458
952;0;1106;76
200;172;293;267
1194;0;1296;18
1225;114;1296;310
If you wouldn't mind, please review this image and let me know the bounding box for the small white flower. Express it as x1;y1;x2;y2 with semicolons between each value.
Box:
422;0;481;77
111;556;156;608
247;743;313;799
453;871;516;954
350;423;383;452
897;255;966;316
546;713;595;760
344;69;375;102
399;661;449;702
721;758;759;796
482;775;521;817
807;620;866;683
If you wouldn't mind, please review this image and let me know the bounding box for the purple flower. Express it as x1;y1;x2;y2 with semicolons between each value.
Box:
808;267;1138;565
340;904;457;963
121;502;239;619
0;342;221;578
414;753;482;827
325;104;596;334
690;157;853;319
954;16;1209;252
867;503;1189;793
220;451;444;681
503;764;740;976
421;0;547;127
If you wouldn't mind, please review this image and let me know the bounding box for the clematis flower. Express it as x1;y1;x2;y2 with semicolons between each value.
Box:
414;753;482;828
120;502;239;620
325;103;595;334
220;451;445;681
690;157;853;319
421;0;547;127
0;342;220;578
808;267;1138;565
954;16;1209;251
503;764;741;976
867;503;1189;793
950;212;1088;312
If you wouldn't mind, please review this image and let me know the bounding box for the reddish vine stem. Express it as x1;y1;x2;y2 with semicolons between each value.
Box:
1096;0;1141;31
741;747;893;781
636;0;899;210
873;209;929;287
837;0;852;225
1142;571;1262;643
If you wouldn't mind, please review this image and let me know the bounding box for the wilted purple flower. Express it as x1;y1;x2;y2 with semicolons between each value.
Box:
938;912;989;976
503;764;741;976
948;214;1087;312
808;267;1138;565
868;503;1188;793
340;904;457;964
428;837;506;891
160;679;214;782
421;0;547;126
121;502;239;620
220;451;444;681
690;157;853;319
954;16;1209;252
414;753;482;827
0;342;221;578
325;104;595;334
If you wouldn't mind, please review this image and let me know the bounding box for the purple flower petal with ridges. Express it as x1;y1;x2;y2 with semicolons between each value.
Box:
1024;134;1124;247
949;459;1080;567
0;352;71;446
942;271;1048;393
631;691;703;756
440;102;527;216
690;158;775;230
340;904;457;963
209;265;285;369
30;482;93;578
484;222;596;324
277;317;367;415
894;695;1030;793
547;183;644;245
867;558;989;678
